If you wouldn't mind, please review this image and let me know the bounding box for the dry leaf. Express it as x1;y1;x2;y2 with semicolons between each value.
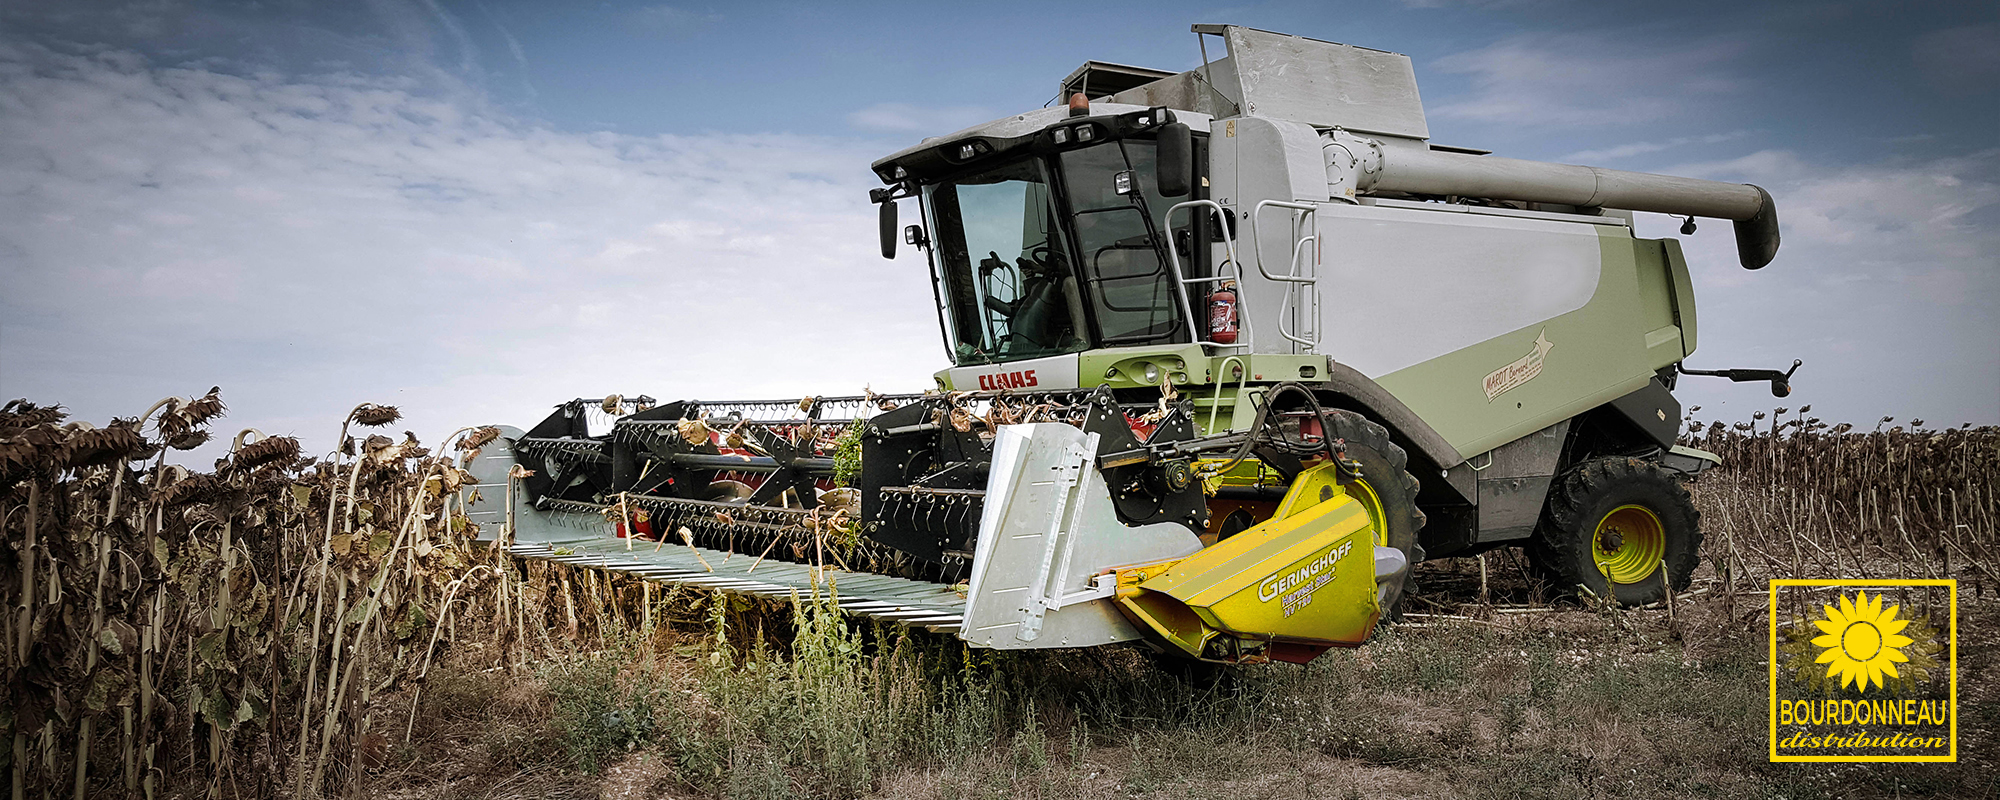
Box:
677;417;711;446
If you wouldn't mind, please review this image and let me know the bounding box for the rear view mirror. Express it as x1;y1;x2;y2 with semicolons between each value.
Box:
1156;122;1192;197
879;199;898;259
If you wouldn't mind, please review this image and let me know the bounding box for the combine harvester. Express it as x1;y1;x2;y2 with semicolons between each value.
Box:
466;25;1795;664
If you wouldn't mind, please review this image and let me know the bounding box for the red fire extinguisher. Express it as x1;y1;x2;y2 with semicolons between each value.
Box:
1208;281;1239;344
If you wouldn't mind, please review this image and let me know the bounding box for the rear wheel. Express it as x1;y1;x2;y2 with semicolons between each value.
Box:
1529;457;1701;606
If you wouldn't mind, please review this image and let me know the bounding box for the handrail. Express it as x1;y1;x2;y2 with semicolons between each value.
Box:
1251;199;1322;352
1250;200;1320;283
1276;233;1319;349
1206;355;1249;433
1163;199;1251;350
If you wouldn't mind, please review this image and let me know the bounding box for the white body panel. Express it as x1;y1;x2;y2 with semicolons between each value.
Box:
1209;116;1339;355
1208;116;1610;376
1313;202;1605;377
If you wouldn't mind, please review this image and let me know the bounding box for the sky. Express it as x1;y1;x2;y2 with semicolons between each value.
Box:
1;0;1995;463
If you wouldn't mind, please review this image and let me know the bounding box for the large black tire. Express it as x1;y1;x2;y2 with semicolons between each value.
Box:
1529;457;1701;606
1319;409;1426;620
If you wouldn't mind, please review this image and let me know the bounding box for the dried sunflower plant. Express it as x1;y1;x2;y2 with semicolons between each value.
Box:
1679;405;1997;594
0;393;509;798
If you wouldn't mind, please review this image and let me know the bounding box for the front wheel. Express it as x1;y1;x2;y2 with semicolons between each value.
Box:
1528;457;1701;606
1318;409;1425;620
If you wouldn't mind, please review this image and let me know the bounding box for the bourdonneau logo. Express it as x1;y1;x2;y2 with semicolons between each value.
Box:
1769;580;1957;762
1483;329;1552;401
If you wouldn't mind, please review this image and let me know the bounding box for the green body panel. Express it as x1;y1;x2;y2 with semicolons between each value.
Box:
936;345;1320;435
1373;226;1691;460
1663;238;1698;355
1075;348;1322;435
935;229;1695;462
1632;238;1682;369
1076;347;1324;390
1072;344;1202;389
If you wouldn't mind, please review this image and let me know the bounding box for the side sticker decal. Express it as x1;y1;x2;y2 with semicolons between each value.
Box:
1484;329;1553;401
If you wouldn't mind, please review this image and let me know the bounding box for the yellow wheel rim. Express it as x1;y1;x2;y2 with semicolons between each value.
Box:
1592;504;1665;585
1345;478;1389;549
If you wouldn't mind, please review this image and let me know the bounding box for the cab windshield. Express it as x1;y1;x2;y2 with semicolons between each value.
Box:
923;158;1088;365
922;140;1185;366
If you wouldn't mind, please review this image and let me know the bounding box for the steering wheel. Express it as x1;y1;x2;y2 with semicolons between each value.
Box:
1022;242;1063;276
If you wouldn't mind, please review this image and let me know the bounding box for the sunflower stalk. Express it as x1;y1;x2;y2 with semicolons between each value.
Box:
291;404;373;799
404;564;494;744
307;464;441;795
12;481;37;800
74;455;128;800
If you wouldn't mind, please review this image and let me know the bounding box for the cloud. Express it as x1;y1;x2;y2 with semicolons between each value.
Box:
847;102;996;134
417;0;478;75
1637;149;2000;424
1559;130;1748;163
472;0;536;99
2;1;504;106
631;5;722;38
1913;24;2000;90
1670;149;1998;260
1395;0;1539;8
0;0;190;40
0;41;945;461
1431;31;1747;127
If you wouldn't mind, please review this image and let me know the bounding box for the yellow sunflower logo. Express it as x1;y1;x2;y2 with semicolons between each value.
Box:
1811;590;1914;692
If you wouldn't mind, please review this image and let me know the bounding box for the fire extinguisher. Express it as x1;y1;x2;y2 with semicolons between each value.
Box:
1208;281;1239;344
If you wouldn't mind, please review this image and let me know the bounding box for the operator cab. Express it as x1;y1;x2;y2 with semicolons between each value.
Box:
872;103;1212;367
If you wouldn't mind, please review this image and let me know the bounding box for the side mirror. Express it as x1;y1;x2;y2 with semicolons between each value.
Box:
1156;122;1192;198
879;199;898;259
904;225;929;249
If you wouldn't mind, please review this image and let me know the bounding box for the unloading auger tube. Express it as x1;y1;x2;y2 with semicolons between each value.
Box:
1323;130;1780;269
466;385;1414;663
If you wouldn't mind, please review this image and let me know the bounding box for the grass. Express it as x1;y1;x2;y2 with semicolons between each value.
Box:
366;568;1992;800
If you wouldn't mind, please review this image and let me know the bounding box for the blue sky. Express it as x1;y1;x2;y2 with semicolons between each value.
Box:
1;0;1995;457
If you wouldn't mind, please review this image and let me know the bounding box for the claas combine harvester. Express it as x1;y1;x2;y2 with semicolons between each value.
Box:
466;25;1796;664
